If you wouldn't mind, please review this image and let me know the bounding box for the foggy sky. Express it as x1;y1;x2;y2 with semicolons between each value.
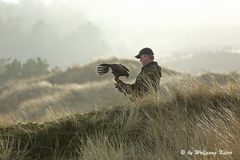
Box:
0;0;111;67
1;0;240;67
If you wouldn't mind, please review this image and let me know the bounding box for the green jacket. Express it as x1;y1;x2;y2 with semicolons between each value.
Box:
121;61;162;98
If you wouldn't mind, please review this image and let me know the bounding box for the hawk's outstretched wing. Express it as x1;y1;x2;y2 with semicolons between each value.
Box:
96;63;110;76
118;64;129;72
96;63;129;79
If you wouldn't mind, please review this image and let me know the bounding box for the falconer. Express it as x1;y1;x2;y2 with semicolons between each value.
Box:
115;47;162;99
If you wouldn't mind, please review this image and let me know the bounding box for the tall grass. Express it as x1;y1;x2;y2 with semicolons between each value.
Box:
0;58;239;159
0;77;239;159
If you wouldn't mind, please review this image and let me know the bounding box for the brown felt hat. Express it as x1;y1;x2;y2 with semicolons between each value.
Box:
135;47;154;59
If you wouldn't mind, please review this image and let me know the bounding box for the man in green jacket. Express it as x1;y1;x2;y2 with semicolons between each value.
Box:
115;47;162;99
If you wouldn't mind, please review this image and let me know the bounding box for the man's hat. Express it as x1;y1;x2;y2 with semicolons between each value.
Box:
135;47;154;59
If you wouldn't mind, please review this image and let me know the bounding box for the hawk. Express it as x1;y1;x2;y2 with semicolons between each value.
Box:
96;63;129;82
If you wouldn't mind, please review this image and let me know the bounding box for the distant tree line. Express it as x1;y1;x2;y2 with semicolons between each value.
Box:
0;58;49;82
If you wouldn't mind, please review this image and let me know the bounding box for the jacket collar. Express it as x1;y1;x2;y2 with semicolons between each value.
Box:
142;61;157;68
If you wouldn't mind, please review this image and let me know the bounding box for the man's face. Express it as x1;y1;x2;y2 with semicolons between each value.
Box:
140;54;152;66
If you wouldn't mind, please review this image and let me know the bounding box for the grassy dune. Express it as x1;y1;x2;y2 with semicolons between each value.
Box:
0;58;240;159
0;58;180;123
0;79;239;159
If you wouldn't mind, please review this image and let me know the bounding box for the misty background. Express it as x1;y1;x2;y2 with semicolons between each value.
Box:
1;0;240;73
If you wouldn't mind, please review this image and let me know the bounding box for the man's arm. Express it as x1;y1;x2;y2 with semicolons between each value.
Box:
115;80;136;95
115;64;161;97
116;65;161;95
115;72;148;96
